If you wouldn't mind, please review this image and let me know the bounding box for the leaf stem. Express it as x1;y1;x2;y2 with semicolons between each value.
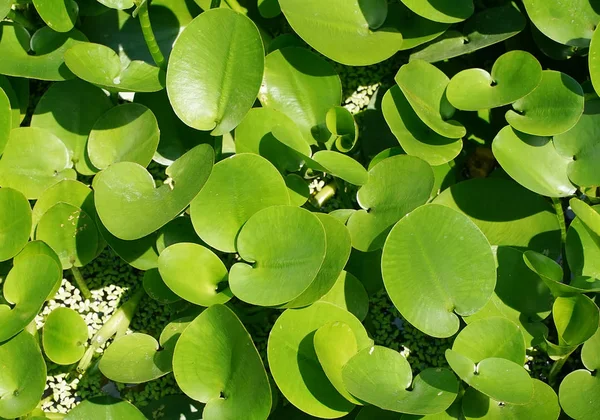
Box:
136;1;166;69
552;197;570;282
6;9;37;31
310;183;337;208
548;350;574;386
70;266;92;300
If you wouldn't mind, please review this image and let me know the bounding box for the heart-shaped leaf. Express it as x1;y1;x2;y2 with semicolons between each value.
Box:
32;0;78;32
88;103;160;170
190;153;289;253
311;151;368;186
259;47;341;145
268;301;372;418
167;8;264;135
279;0;404;66
65;42;165;92
0;127;76;199
230;206;326;306
42;307;88;365
553;294;599;346
0;332;47;419
320;271;369;321
566;204;600;278
505;71;584;136
143;268;180;304
382;204;496;338
64;396;146;420
0;187;31;262
492;126;576;197
342;346;459;414
395;60;465;139
30;79;112;175
447;51;542;111
173;304;271;419
347;155;434;252
400;0;473;23
93;143;214;240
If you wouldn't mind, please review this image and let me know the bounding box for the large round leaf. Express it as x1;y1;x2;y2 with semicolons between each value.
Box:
0;332;47;419
400;0;473;23
230;206;326;306
342;346;459;414
167;8;264;135
382;204;496;338
158;243;231;306
190;153;289;253
0;127;76;199
33;0;78;32
492;125;576;197
347;155;434;252
173;304;271;420
505;71;584;137
268;302;372;418
42;307;88;365
278;0;404;66
93;144;214;240
0;188;31;262
259;47;341;145
553;294;599;346
559;370;600;420
30;79;112;175
88;103;160;170
447;51;542;111
64;397;146;420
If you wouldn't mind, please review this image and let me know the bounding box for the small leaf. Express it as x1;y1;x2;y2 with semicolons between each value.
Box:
43;307;88;365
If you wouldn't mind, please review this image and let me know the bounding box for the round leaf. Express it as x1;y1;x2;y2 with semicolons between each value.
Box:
64;396;146;420
0;187;31;262
42;307;88;365
33;0;78;32
553;294;599;346
320;271;369;321
400;0;473;23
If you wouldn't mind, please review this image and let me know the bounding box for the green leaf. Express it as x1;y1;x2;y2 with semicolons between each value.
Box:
285;174;310;207
97;221;159;270
96;0;134;10
382;204;496;338
173;304;271;419
400;0;473;23
268;301;372;418
347;155;434;252
320;271;369;321
65;42;165;92
30;79;112;175
0;127;76;200
167;8;264;135
64;396;146;420
567;204;600;278
93;144;214;240
447;51;542;111
0;187;31;262
590;26;600;97
492;126;576;197
142;268;180;304
42;307;88;365
0;332;47;419
88;103;160;170
33;0;78;32
0;0;12;20
342;346;459;414
0;85;12;155
230;206;326;306
570;197;600;236
553;294;599;346
311;151;368;186
559;370;600;420
326;106;358;151
190;153;289;253
155;216;203;254
395;60;465;139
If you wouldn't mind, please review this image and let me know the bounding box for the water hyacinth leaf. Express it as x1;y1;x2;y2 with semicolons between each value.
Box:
505;71;584;137
278;0;404;66
462;380;560;420
313;321;362;404
320;271;369;321
173;304;271;420
434;177;561;257
522;0;600;48
492;126;576;197
395;61;465;139
400;0;473;23
230;206;326;306
410;6;526;63
268;302;372;418
347;155;434;252
32;0;78;32
30;79;112;175
382;204;496;338
143;268;180;304
559;370;600;420
42;307;88;365
0;127;76;199
382;85;461;166
0;87;10;155
554;100;600;187
88;103;160;170
591;26;600;97
167;8;264;135
35;203;99;269
285;213;352;308
259;47;341;145
566;205;600;278
190;153;289;253
446;51;542;111
0;23;87;80
93;144;214;240
64;396;146;420
0;188;31;262
0;332;47;419
158;243;231;306
553;295;599;346
311;151;368;186
285;174;310;206
65;43;165;92
0;254;62;342
342;346;459;414
97;221;159;270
